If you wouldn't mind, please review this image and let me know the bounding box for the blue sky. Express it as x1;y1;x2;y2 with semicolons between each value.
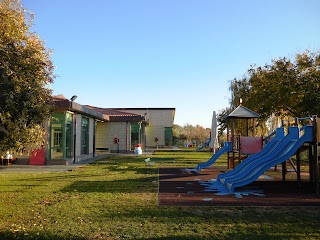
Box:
21;0;320;128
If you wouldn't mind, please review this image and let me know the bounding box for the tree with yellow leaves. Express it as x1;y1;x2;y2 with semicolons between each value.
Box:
0;0;55;155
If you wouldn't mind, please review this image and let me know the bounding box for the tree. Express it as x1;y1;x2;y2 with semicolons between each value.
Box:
227;50;320;134
172;124;186;146
0;0;55;155
172;124;210;147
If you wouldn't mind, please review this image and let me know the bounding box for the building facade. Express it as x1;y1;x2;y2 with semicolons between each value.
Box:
109;108;176;148
87;107;146;153
46;96;108;164
18;97;175;165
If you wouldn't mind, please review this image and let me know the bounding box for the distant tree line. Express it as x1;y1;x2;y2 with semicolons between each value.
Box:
172;124;212;147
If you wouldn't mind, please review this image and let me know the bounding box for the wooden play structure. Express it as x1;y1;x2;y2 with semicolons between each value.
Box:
226;104;262;169
273;116;319;194
297;116;319;194
226;104;320;194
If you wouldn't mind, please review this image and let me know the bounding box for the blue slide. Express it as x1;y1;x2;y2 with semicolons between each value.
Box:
196;138;211;151
216;125;313;193
217;127;285;184
196;142;232;171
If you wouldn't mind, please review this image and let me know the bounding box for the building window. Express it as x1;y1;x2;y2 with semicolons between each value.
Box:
50;112;73;160
66;123;72;158
53;129;63;147
81;117;89;154
165;127;173;146
131;122;140;150
51;128;63;159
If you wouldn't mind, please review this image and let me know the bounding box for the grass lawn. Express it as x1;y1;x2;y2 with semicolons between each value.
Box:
0;150;319;239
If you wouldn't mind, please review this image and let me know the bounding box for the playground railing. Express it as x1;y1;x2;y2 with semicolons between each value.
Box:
263;130;276;145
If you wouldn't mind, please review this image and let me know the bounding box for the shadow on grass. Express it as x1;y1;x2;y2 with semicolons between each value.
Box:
1;229;319;240
132;236;219;240
60;176;157;193
17;173;109;182
0;230;86;240
132;232;320;240
100;163;159;175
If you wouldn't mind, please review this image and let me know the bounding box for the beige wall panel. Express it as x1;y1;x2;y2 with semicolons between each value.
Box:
75;114;82;159
146;126;164;147
97;122;129;152
96;122;108;148
89;118;95;154
121;109;174;127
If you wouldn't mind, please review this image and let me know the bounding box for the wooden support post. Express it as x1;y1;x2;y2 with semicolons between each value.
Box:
309;144;313;182
238;135;241;165
296;147;301;187
282;160;287;182
246;118;249;136
232;150;235;169
227;122;230;169
288;158;297;173
315;142;320;194
312;115;319;194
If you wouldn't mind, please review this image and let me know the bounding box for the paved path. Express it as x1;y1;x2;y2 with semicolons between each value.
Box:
0;151;155;173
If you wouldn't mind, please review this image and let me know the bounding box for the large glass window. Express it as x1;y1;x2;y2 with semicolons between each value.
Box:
165;127;173;146
131;123;140;150
50;112;73;160
81;117;89;154
66;123;72;158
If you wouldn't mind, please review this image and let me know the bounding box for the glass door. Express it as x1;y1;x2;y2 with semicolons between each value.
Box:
51;128;63;159
66;123;72;158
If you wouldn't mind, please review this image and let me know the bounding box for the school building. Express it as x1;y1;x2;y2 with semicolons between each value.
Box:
31;95;175;165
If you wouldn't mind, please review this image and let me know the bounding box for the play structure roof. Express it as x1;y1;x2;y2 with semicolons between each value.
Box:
227;105;260;119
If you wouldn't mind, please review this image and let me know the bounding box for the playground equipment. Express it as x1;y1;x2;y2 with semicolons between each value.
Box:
196;142;232;171
201;116;320;194
226;104;261;169
195;103;319;194
210;124;316;193
196;138;211;152
217;127;285;184
196;104;261;171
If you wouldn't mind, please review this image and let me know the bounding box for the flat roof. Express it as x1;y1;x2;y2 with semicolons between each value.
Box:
53;96;108;121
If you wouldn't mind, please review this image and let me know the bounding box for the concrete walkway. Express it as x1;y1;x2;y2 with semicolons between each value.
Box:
0;151;155;173
0;154;108;173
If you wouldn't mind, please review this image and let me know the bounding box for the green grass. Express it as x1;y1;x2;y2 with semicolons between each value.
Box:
0;152;319;239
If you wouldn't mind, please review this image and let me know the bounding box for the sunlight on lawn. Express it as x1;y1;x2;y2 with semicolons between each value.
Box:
0;152;319;239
